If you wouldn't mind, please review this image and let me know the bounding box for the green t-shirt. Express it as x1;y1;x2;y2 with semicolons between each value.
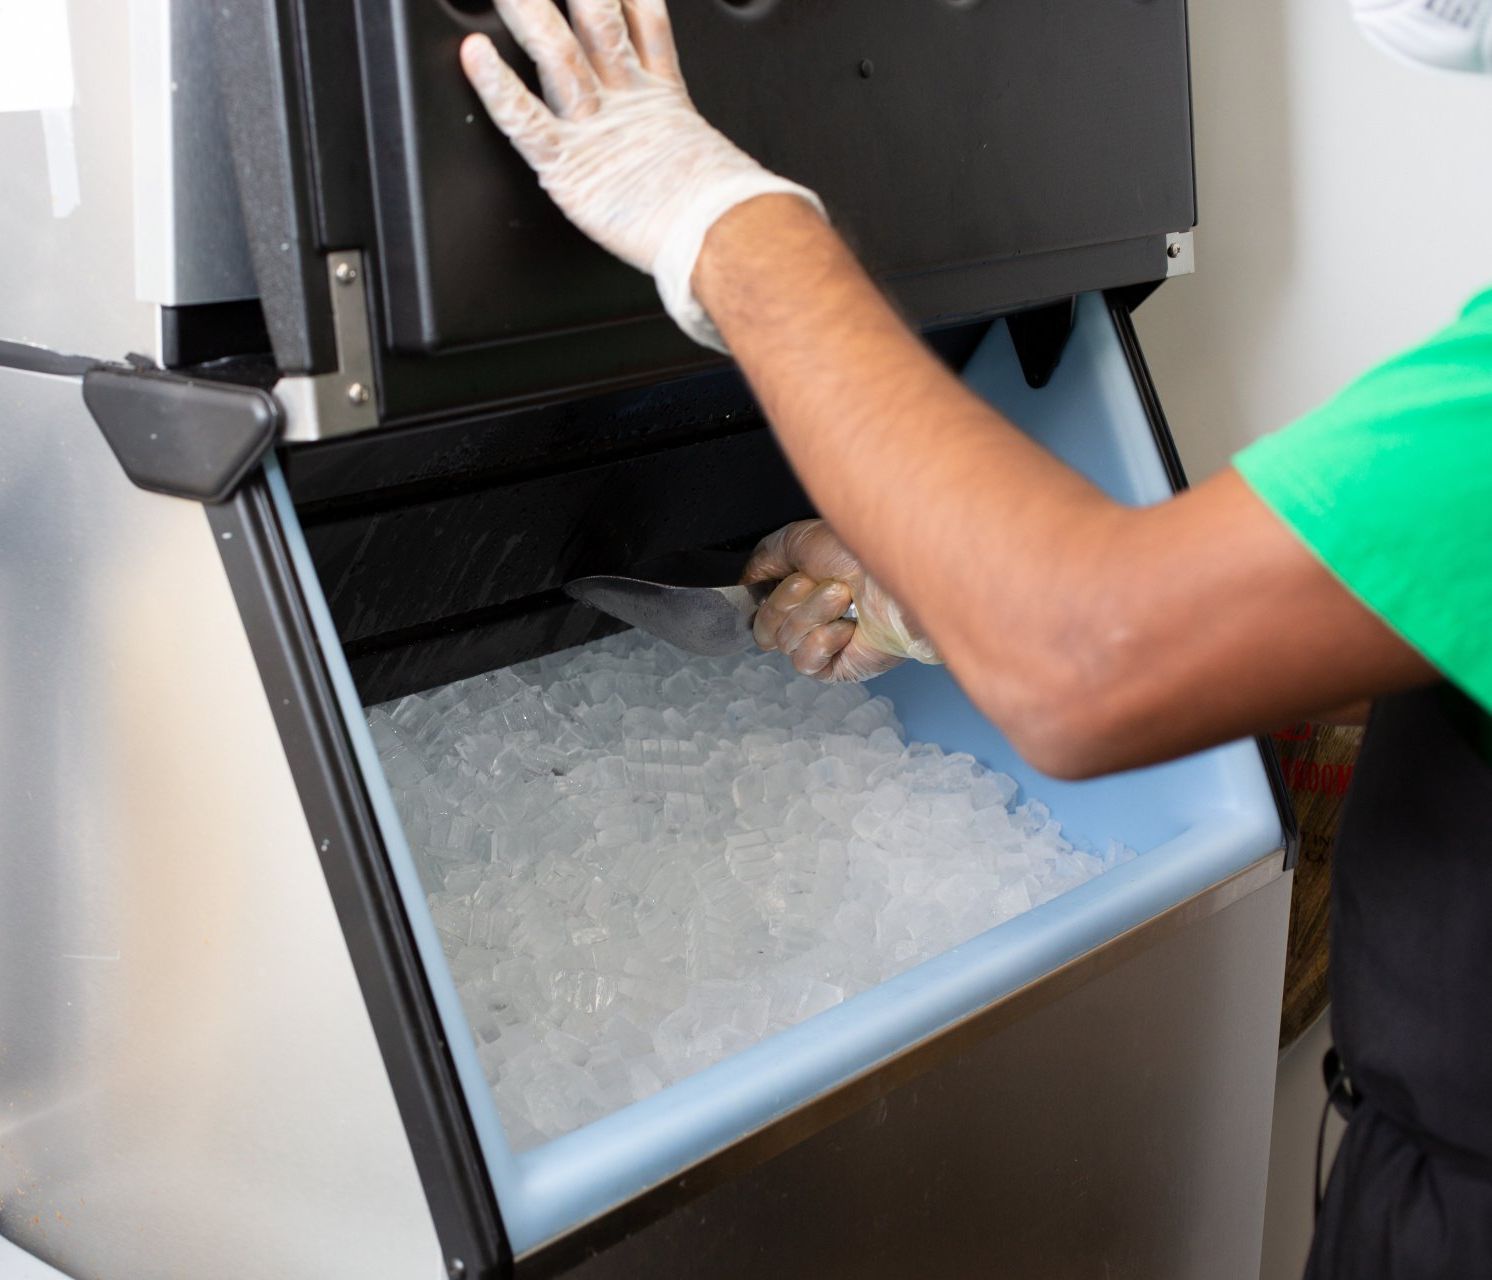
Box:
1234;287;1492;720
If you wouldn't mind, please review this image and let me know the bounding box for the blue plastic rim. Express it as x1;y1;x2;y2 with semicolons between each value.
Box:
272;292;1286;1256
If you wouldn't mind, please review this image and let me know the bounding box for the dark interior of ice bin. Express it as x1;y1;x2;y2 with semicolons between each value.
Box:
280;322;992;706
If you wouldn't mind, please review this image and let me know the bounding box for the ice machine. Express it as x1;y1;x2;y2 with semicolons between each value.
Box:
0;2;1294;1278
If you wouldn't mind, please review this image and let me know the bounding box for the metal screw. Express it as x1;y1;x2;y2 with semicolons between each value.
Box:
1167;241;1183;259
335;261;359;284
857;58;874;78
446;1260;466;1279
347;381;371;406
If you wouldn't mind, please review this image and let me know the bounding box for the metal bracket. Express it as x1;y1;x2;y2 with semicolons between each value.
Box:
274;249;380;442
1165;230;1196;279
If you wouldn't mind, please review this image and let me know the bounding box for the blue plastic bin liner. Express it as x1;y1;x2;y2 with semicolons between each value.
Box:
273;292;1286;1255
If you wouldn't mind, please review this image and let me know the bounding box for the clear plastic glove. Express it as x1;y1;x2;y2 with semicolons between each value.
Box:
743;520;941;683
460;0;825;351
1350;0;1492;74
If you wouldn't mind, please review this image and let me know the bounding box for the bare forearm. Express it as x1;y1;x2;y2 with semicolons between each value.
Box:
694;196;1431;775
694;198;1122;726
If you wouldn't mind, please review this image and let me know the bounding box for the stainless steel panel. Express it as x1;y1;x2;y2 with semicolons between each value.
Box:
550;870;1292;1280
130;0;258;308
0;0;255;362
0;365;441;1280
0;1;154;357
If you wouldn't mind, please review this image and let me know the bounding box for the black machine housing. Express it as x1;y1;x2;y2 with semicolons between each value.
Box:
209;0;1195;422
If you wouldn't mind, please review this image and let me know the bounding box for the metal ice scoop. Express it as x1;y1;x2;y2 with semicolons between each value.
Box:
563;550;773;657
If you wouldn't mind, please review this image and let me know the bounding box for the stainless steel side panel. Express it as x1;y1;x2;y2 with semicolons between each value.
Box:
129;0;258;308
0;0;256;361
0;1;155;357
552;869;1292;1280
0;366;441;1280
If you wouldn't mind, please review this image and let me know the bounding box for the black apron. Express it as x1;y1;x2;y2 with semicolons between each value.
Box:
1305;684;1492;1280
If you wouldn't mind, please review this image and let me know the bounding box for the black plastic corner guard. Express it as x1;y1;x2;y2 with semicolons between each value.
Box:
207;472;510;1280
1105;291;1302;872
83;366;281;504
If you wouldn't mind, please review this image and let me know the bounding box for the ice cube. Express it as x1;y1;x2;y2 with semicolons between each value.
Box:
662;668;707;703
760;762;798;800
628;1057;666;1101
731;771;765;809
840;701;889;736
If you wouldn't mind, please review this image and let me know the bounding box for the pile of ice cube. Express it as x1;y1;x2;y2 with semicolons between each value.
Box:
368;631;1132;1150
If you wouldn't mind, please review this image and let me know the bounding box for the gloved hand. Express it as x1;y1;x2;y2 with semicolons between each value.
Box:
743;520;941;683
1350;0;1492;75
460;0;826;351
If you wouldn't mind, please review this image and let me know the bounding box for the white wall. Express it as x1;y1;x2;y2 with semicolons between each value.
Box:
1135;5;1491;1277
1137;0;1492;479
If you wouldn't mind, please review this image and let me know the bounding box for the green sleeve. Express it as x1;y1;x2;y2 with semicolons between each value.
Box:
1234;288;1492;716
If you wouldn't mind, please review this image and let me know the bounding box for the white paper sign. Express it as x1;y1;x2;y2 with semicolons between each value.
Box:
0;0;76;113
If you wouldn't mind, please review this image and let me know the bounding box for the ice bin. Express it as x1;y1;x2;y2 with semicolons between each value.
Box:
271;294;1292;1272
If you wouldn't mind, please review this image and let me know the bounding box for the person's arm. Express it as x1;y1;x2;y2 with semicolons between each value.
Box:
460;0;1435;777
1312;703;1373;727
692;196;1428;775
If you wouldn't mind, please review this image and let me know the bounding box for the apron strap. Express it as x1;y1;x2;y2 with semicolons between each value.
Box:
1316;1047;1361;1220
1315;1044;1492;1221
